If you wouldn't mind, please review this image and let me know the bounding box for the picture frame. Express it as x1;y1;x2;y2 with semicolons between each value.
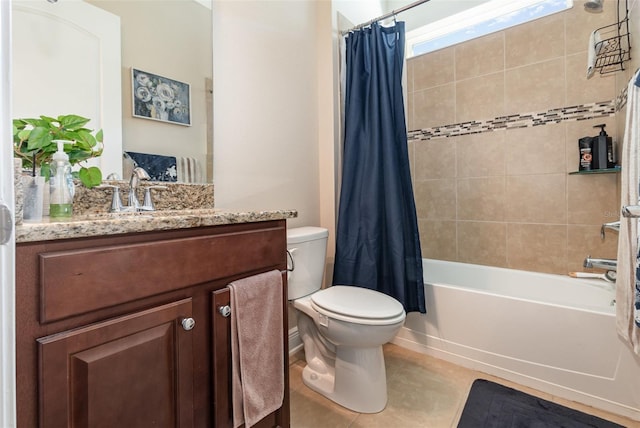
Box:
131;67;191;126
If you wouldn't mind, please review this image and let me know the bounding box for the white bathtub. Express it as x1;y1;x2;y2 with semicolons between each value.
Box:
392;259;640;421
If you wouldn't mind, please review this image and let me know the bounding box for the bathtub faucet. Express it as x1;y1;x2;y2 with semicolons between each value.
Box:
600;221;620;240
583;255;617;271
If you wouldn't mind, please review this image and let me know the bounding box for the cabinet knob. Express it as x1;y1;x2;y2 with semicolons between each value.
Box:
181;317;196;331
218;305;231;318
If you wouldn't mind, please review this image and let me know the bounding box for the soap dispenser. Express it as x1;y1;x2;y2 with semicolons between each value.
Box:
591;124;615;169
49;140;75;219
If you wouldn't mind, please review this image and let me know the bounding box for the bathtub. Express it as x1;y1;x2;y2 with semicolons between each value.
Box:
392;259;640;421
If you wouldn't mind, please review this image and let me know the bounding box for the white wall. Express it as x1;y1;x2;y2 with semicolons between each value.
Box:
212;0;322;227
211;0;385;259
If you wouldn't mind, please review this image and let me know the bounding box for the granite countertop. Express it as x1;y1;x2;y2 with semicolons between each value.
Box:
15;208;298;243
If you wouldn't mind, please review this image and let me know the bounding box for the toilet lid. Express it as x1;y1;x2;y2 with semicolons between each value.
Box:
310;286;405;325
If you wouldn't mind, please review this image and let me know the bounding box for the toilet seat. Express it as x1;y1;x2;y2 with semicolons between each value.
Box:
310;286;406;326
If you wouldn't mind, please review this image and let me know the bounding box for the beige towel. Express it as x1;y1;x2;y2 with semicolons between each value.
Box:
177;156;201;183
617;70;640;355
229;270;284;428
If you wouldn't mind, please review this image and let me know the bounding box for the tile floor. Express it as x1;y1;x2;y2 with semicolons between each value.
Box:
289;343;639;427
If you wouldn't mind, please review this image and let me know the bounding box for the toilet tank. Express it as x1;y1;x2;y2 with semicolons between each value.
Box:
287;227;329;300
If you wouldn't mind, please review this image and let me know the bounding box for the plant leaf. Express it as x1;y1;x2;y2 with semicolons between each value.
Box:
78;166;102;188
59;114;90;131
26;127;52;151
75;130;97;147
17;129;31;143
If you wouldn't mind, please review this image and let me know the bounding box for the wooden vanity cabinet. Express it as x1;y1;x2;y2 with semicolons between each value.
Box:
16;220;290;428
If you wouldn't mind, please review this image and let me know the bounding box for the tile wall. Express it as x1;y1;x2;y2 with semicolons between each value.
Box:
406;1;632;274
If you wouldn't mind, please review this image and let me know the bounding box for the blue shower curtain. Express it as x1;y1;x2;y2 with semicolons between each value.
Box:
333;22;425;314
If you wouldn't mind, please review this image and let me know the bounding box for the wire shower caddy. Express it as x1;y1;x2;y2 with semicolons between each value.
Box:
593;0;632;74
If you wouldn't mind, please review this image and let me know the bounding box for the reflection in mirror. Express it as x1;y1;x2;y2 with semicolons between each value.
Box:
12;0;213;183
12;0;123;178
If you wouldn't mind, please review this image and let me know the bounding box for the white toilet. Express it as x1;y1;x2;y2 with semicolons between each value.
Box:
287;226;406;413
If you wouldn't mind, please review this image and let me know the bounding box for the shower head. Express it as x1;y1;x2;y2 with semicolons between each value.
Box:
584;0;603;13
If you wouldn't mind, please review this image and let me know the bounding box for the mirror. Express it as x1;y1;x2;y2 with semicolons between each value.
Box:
12;0;213;183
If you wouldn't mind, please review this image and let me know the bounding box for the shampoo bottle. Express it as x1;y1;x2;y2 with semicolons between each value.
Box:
49;140;75;218
591;124;615;169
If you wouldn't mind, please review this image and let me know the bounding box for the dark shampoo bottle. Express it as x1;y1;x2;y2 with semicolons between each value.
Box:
591;124;615;169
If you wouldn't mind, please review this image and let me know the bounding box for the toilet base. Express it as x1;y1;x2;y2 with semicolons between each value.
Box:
301;345;388;414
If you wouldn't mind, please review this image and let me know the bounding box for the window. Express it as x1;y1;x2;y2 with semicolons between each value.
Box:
406;0;573;58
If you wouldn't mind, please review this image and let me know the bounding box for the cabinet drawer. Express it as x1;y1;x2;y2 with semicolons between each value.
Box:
39;226;286;322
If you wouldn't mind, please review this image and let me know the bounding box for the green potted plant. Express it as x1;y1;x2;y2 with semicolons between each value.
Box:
13;114;104;188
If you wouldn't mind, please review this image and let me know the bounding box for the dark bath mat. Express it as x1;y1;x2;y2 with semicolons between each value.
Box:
457;379;625;428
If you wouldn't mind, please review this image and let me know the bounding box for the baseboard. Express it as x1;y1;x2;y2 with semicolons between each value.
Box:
289;326;303;357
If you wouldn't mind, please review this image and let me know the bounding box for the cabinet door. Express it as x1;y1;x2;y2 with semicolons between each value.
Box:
212;278;288;428
212;288;232;428
37;298;195;428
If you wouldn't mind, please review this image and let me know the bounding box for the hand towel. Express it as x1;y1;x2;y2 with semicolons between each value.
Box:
229;270;284;428
616;69;640;355
586;29;602;79
177;157;201;183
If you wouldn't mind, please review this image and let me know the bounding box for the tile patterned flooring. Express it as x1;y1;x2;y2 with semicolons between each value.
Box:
289;343;639;427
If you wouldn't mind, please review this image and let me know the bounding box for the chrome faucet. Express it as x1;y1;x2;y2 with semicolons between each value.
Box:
601;221;620;240
128;167;150;209
584;255;617;271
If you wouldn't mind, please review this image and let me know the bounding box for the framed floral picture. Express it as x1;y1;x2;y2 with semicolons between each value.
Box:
131;68;191;126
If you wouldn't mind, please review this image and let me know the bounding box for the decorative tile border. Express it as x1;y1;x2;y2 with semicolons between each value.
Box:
408;99;620;142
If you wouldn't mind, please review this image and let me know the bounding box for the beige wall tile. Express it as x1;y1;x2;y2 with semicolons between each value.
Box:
566;52;617;105
565;1;618;55
628;5;640;73
455;32;504;81
408;1;626;277
457;131;505;177
507;224;567;274
407;59;414;94
614;106;625;168
419;220;457;261
456;72;505;123
505;123;566;175
408;140;416;182
567;224;618;273
505;58;565;115
414;138;456;180
458;221;507;267
505;174;567;223
411;47;455;91
457;177;505;221
414;179;456;220
505;13;564;69
407;91;415;131
567;173;620;224
413;84;456;129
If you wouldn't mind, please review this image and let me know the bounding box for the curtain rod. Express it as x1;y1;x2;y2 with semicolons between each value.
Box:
341;0;432;35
